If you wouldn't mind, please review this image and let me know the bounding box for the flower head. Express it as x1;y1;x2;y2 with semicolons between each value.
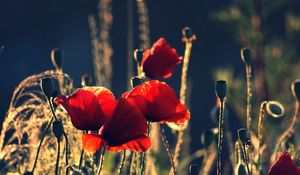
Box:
81;98;150;153
125;80;190;124
268;151;300;175
141;38;182;78
54;86;117;131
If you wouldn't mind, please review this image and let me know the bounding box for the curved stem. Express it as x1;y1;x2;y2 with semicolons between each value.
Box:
31;117;54;173
97;144;107;175
160;126;176;175
217;99;225;175
118;150;127;175
55;140;61;175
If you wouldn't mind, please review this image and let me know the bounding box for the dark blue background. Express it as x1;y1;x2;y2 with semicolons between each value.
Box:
0;0;242;152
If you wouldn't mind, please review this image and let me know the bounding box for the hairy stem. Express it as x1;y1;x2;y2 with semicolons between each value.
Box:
217;99;225;175
78;149;84;170
160;126;176;175
97;145;107;175
118;150;127;175
257;101;267;171
55;140;61;175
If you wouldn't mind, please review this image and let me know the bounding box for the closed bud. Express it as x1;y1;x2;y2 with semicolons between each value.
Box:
51;48;64;70
240;47;252;65
40;77;53;98
182;27;193;39
81;74;92;87
134;49;144;63
189;164;199;175
52;120;64;140
266;101;285;119
215;80;227;100
237;128;250;144
23;171;33;175
291;79;300;102
131;76;142;88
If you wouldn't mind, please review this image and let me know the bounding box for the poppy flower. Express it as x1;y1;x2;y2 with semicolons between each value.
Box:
124;80;190;124
81;98;150;153
54;86;117;131
268;151;300;175
141;38;182;79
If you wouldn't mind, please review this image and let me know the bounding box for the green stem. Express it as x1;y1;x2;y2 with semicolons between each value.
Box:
78;149;84;170
63;131;69;175
97;144;107;175
55;140;61;175
31;117;54;173
118;150;127;175
47;97;58;121
160;126;176;175
140;122;151;175
129;152;136;175
217;99;224;175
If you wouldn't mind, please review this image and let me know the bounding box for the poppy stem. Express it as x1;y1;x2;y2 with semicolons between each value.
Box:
118;150;127;175
217;99;225;175
47;97;58;121
245;64;252;134
140;122;151;175
78;149;84;170
97;144;107;175
63;131;70;175
160;125;176;175
129;152;136;175
55;140;61;175
257;101;267;172
31;116;54;173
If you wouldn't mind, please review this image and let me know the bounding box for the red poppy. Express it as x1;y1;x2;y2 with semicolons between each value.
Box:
268;151;300;175
141;38;182;79
124;80;190;124
54;86;117;131
81;98;150;153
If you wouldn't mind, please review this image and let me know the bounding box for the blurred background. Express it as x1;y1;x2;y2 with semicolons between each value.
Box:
1;0;300;169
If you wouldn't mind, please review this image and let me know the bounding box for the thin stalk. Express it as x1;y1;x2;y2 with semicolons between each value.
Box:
257;101;267;171
47;97;58;121
245;65;252;133
97;145;107;175
172;40;193;168
55;140;61;175
241;143;251;175
31;117;54;173
118;150;127;175
217;99;225;175
160;126;176;175
273;101;299;158
140;122;151;175
129;152;136;175
78;149;84;170
63;131;69;175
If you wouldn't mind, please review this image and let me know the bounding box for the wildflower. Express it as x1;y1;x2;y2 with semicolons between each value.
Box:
54;86;117;131
82;98;150;153
268;152;300;175
125;80;190;124
141;38;182;78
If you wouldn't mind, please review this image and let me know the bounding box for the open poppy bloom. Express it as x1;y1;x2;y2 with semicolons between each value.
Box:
54;86;117;131
81;98;150;153
125;80;190;124
141;38;182;79
268;151;300;175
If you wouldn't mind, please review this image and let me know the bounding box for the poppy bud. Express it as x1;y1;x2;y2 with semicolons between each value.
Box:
201;128;218;149
40;77;54;98
81;74;92;87
215;80;227;100
182;27;193;39
237;128;250;144
189;164;199;175
52;120;64;140
23;171;33;175
291;79;300;102
51;48;64;70
235;163;248;175
240;47;251;65
131;76;142;88
134;49;144;64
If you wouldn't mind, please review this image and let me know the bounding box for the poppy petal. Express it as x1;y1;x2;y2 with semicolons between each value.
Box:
101;98;150;152
268;151;300;175
141;38;182;79
126;80;190;124
82;134;104;153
